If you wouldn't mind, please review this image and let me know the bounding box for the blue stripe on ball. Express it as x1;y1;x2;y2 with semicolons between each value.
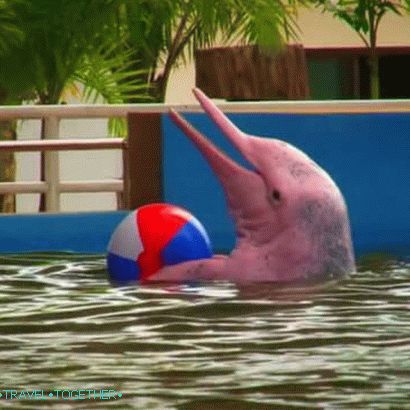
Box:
107;253;140;282
161;221;213;266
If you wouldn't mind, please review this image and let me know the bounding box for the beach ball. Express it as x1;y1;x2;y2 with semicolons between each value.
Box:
107;203;213;282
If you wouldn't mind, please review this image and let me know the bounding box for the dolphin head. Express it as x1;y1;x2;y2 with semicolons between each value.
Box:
169;88;355;282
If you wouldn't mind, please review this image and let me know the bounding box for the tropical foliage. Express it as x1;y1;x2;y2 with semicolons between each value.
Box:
0;0;22;56
0;0;148;106
0;0;299;105
0;0;149;211
119;0;301;101
0;0;299;211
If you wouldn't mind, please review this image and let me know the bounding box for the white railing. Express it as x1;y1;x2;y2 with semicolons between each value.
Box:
1;99;410;119
0;137;127;212
0;107;134;212
1;100;410;213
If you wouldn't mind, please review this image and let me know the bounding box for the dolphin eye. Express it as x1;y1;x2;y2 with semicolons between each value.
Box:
272;189;281;203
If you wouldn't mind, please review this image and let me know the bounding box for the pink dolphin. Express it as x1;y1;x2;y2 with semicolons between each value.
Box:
150;88;355;283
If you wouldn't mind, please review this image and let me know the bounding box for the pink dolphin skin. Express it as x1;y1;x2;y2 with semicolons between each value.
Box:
150;88;355;283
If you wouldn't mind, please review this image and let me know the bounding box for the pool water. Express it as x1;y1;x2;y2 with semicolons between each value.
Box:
0;253;409;409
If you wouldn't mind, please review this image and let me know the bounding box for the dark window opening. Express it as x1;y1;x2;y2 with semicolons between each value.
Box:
360;55;410;99
306;47;410;100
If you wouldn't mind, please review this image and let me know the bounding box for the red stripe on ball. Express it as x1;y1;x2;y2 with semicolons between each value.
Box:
136;204;190;280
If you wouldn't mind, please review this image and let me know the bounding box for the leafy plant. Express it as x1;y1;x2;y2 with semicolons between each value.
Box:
120;0;300;101
0;0;140;104
0;0;149;211
73;44;151;136
0;0;22;57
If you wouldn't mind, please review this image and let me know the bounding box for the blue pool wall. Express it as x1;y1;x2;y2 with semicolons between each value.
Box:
163;112;410;256
0;111;408;255
0;212;128;253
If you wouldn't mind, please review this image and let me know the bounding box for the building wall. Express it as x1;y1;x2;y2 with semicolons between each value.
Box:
166;8;410;103
297;8;410;47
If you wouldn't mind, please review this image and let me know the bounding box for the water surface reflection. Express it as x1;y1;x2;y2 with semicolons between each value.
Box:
0;253;409;409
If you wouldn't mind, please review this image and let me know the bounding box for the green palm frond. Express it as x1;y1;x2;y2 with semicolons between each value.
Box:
73;45;152;136
75;46;150;104
0;0;23;56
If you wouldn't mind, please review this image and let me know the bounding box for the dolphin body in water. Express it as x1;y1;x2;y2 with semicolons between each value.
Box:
150;88;355;283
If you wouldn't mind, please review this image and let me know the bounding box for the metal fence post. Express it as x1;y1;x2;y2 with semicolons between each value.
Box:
43;116;60;212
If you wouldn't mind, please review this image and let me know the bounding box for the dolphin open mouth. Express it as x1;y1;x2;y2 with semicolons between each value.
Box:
169;89;258;189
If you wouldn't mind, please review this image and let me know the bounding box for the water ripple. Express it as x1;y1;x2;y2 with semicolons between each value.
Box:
0;253;409;408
